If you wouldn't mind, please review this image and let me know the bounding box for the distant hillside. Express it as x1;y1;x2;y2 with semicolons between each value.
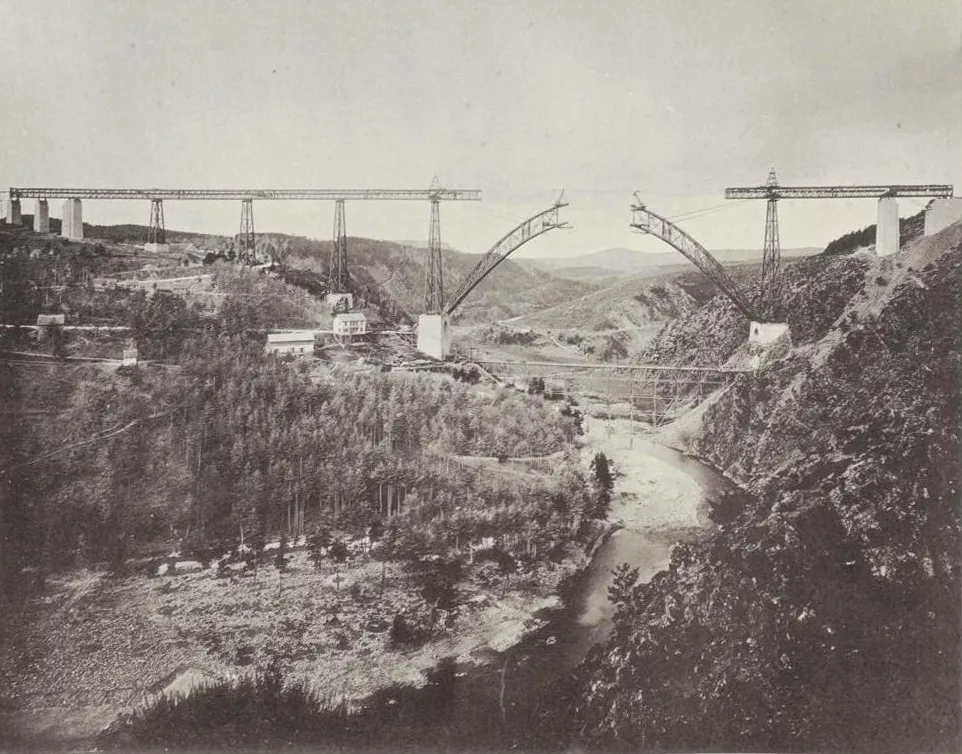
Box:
525;245;821;282
279;235;596;324
35;221;594;326
11;215;227;250
506;269;718;357
823;209;925;256
505;252;818;361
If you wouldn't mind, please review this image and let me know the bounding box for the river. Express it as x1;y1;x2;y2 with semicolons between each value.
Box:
331;418;749;751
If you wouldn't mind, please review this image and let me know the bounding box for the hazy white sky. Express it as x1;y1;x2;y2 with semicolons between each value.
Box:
1;0;959;257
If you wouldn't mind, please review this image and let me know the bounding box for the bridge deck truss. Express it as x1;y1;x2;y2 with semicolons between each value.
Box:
8;188;482;201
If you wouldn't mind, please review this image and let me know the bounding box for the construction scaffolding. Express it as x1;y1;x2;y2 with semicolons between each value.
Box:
470;359;745;426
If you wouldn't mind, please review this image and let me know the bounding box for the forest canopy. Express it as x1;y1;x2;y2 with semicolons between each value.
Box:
1;328;585;595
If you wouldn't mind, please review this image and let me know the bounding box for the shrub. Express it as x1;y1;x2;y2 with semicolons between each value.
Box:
389;613;416;646
99;662;344;747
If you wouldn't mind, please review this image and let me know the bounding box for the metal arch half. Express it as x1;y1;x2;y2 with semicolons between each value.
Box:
630;197;759;321
444;200;570;316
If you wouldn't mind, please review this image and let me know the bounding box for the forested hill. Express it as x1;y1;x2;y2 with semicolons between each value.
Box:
37;220;594;326
0;332;587;597
823;208;925;256
569;222;962;751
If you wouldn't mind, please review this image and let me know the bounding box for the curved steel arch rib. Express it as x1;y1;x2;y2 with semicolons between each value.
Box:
630;198;760;322
444;200;570;316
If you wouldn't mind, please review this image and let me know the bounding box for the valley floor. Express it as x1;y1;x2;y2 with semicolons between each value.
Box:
0;545;581;747
1;406;727;749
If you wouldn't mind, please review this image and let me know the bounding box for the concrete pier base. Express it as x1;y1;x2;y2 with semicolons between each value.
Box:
326;292;354;313
34;200;49;232
748;321;789;346
62;198;83;240
417;313;451;361
145;243;171;254
6;199;22;225
876;196;899;257
748;321;790;370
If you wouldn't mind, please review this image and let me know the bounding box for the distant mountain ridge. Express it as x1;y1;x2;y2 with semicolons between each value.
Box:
394;240;458;252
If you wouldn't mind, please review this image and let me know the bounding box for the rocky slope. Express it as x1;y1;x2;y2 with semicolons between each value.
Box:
570;223;961;752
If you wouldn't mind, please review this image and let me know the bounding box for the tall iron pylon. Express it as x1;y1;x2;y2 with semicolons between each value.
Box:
330;199;348;293
238;199;256;264
147;199;166;245
424;197;443;313
760;167;781;319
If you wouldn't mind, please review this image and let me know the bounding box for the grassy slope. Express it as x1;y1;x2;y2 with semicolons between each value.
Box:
514;271;712;329
572;224;962;752
502;270;716;358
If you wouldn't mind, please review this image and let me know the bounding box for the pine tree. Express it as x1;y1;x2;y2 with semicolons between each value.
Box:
590;451;614;519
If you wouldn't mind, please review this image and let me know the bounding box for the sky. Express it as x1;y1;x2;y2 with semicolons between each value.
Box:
1;0;959;258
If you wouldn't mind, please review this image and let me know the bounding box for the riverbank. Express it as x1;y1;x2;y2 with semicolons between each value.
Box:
581;415;710;535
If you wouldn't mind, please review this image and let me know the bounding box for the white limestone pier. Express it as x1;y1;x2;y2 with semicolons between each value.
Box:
61;198;83;240
34;199;50;232
875;196;899;257
6;198;22;225
417;313;451;361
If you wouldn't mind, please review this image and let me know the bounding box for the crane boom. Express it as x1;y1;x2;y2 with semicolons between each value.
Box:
444;199;569;316
725;184;953;200
630;198;760;322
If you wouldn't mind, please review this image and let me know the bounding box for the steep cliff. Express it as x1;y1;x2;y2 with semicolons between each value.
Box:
572;223;962;752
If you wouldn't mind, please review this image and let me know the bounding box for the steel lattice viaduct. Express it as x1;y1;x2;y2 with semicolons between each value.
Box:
4;184;482;265
3;182;575;361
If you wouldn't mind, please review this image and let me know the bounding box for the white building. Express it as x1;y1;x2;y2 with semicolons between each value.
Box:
265;330;317;356
333;312;367;339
